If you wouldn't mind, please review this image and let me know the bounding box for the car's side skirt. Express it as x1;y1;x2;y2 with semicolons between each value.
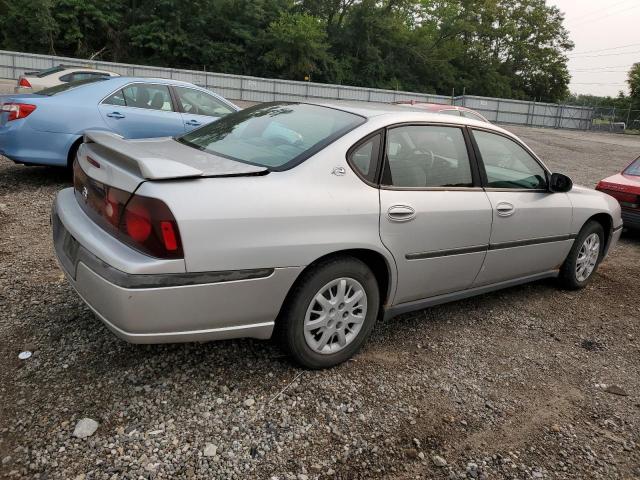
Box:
383;270;559;321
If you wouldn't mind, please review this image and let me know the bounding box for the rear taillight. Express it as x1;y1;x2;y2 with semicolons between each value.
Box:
1;103;37;121
18;77;32;88
73;161;183;259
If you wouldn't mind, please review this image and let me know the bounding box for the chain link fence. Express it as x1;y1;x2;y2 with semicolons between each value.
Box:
1;48;622;133
590;106;640;134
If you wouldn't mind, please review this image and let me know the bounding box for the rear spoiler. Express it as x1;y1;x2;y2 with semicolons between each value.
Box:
83;131;204;179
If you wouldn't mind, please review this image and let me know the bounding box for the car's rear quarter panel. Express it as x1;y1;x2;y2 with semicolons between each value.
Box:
136;145;386;274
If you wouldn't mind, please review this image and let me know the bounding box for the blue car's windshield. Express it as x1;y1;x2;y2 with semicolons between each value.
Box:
39;77;108;96
177;102;365;170
623;157;640;176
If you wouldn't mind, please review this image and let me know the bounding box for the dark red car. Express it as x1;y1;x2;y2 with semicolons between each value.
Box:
394;101;489;123
596;156;640;229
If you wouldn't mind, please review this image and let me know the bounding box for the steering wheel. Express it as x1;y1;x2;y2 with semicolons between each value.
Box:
414;148;435;170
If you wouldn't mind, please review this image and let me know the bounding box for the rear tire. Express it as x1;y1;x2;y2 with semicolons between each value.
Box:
559;220;605;289
278;256;379;369
66;139;83;170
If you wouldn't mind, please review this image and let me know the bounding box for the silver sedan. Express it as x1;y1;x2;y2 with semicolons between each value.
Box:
52;101;623;369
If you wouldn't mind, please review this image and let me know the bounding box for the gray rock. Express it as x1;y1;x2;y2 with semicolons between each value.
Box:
433;455;447;467
244;398;256;407
72;418;99;439
203;443;218;457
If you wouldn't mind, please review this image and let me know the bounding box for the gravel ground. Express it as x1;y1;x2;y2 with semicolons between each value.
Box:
1;126;639;480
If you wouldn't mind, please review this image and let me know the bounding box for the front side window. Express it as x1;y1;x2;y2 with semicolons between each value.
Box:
177;103;365;170
122;84;173;111
473;130;547;189
623;156;640;176
174;86;234;118
383;125;473;188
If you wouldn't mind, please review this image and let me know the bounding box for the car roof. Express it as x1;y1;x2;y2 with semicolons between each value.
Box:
305;100;488;123
102;77;199;87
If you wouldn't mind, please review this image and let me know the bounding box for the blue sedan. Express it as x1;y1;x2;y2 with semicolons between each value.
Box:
0;77;238;168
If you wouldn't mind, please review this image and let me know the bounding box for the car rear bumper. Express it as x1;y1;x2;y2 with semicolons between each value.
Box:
52;189;302;343
621;208;640;230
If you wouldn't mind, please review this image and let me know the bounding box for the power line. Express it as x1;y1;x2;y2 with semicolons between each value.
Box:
568;50;640;59
568;64;635;71
568;0;634;23
571;82;628;85
569;42;640;56
570;4;640;27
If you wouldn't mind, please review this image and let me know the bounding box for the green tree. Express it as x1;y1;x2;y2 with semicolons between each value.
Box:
628;62;640;108
263;12;331;80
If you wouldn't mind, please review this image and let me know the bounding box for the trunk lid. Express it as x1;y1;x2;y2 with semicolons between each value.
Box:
79;130;268;192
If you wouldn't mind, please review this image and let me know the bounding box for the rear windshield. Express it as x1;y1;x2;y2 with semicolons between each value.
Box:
623;157;640;176
35;66;66;78
39;77;107;96
177;102;365;170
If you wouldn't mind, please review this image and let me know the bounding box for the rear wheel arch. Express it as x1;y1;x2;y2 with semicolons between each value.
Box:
66;136;84;169
277;248;395;322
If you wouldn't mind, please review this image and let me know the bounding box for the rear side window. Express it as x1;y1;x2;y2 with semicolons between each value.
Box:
473;130;547;189
103;89;126;106
348;133;381;183
122;84;173;111
383;125;473;188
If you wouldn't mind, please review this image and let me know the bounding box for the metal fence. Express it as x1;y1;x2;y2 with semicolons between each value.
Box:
590;106;640;134
0;49;595;130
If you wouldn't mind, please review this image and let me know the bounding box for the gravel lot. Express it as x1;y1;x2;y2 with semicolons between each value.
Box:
1;126;639;480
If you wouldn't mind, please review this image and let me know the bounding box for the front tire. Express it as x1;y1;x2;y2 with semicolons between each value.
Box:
559;220;604;289
278;256;380;369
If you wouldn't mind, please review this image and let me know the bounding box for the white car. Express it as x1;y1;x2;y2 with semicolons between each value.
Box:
15;65;119;93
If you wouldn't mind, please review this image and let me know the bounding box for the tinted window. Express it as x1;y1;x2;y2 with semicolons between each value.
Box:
38;77;107;96
177;103;365;170
623;157;640;176
35;66;66;78
462;111;486;122
103;89;126;106
349;133;381;182
175;86;234;118
122;84;173;111
383;125;473;188
473;130;547;189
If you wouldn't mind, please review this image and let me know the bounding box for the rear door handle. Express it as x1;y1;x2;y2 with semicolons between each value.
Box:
106;112;125;119
387;205;416;222
185;119;202;126
496;202;515;217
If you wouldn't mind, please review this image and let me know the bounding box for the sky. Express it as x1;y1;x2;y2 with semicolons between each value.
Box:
548;0;639;97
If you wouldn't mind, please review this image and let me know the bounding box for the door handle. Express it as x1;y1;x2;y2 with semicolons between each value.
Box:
185;119;202;126
387;205;416;222
496;202;515;217
106;112;125;119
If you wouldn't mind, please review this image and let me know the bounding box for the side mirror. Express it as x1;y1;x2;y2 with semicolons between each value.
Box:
549;173;573;193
